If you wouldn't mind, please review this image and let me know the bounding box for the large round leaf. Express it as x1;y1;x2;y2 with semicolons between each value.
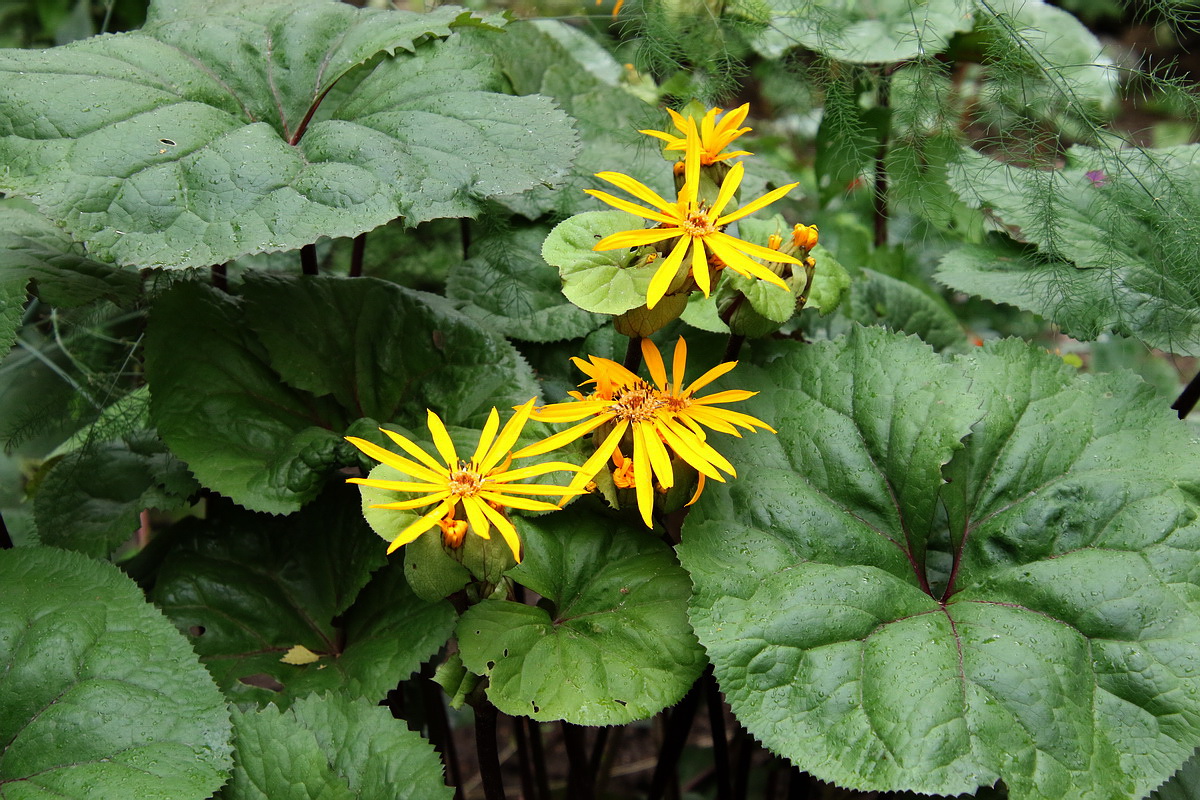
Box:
223;694;452;800
0;546;232;799
0;0;577;268
458;510;707;724
680;327;1200;800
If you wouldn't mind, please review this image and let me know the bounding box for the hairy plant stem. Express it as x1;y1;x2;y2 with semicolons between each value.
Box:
722;333;746;363
873;68;892;249
513;710;538;800
731;726;753;800
474;698;507;800
562;722;595;800
300;244;319;276
647;677;703;800
460;219;473;259
623;336;643;372
0;511;12;549
350;232;367;278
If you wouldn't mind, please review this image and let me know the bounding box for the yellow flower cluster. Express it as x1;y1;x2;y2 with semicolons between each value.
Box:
344;340;773;555
587;106;808;310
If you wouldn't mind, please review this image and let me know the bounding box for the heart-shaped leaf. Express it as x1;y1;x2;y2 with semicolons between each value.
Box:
680;327;1200;800
458;509;707;724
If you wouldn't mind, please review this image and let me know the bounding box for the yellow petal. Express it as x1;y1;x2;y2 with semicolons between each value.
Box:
377;429;451;478
646;237;690;310
671;337;688;395
462;496;492;540
345;436;445;484
595;170;679;214
641;338;669;389
425;409;459;466
716;181;799;226
684;360;738;395
490;461;583;482
632;431;655;528
705;235;791;292
637;421;675;489
692;237;711;296
477;491;562;512
471;407;501;465
479;501;522;562
512;414;612;458
595;227;685;250
479;399;535;473
370;491;452;511
585;190;680;227
709;161;744;219
387;499;453;554
685;472;707;507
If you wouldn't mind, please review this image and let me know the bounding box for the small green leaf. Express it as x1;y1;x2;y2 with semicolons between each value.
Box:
458;509;706;724
0;3;577;268
754;0;974;62
544;211;660;316
0;546;232;799
153;489;454;707
447;225;606;343
680;328;1200;800
223;693;452;800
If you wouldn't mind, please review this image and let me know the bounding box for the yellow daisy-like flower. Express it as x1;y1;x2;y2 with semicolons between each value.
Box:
519;338;773;527
344;400;582;562
586;119;802;310
640;104;753;166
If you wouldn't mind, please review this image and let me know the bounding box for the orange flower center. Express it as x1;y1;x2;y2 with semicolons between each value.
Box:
447;461;483;497
612;381;667;422
683;210;717;238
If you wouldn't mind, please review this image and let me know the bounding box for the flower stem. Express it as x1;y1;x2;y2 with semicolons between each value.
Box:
211;263;228;293
623;336;643;372
562;721;595;800
474;698;507;800
647;676;703;800
1173;371;1200;418
527;716;551;800
422;668;464;800
703;668;733;800
0;511;13;549
350;232;367;278
301;244;319;276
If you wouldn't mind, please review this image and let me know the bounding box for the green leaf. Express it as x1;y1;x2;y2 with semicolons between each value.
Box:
0;546;232;799
680;328;1200;800
240;274;539;428
0;202;140;308
754;0;974;62
0;3;577;268
488;20;667;219
153;489;455;707
942;145;1200;355
975;0;1118;123
543;211;661;316
458;509;706;724
222;693;453;800
145;275;539;513
446;225;606;343
34;429;200;557
1152;752;1200;800
145;280;346;514
848;268;967;350
0;274;22;360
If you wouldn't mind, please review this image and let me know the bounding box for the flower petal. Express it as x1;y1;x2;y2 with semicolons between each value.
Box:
671;337;688;395
585;190;680;227
646;236;690;310
425;409;459;466
595;171;679;214
462;496;492;541
710;161;744;219
345;436;445;484
470;407;501;465
512;414;612;458
716;181;799;226
368;490;451;511
595;227;685;250
479;500;523;562
641;338;669;389
479;399;535;473
632;429;655;527
477;491;562;512
386;498;453;554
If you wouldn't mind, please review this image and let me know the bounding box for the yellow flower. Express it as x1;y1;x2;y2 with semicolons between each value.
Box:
641;104;753;166
344;400;582;562
586;119;802;309
519;338;773;527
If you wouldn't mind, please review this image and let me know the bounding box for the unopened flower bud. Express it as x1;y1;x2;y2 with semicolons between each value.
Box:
791;223;818;253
